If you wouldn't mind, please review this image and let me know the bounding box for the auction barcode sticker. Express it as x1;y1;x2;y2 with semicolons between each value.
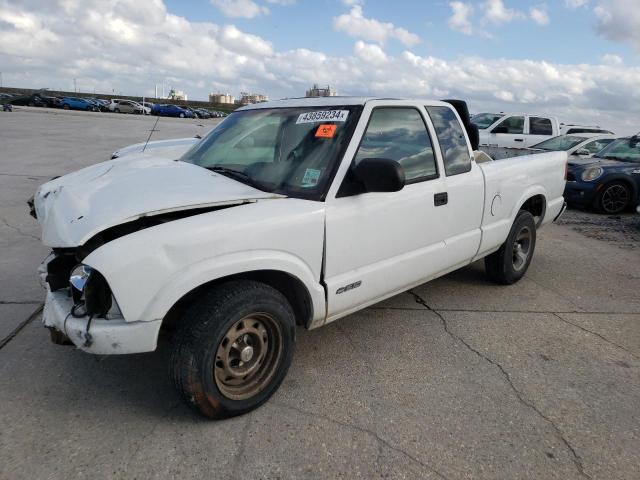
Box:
296;110;349;124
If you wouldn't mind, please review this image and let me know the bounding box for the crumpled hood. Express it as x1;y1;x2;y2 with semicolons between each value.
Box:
34;156;284;247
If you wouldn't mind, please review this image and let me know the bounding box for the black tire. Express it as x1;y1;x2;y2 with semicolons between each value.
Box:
171;280;296;419
594;181;632;214
63;104;70;110
114;108;120;113
485;210;537;285
179;112;185;118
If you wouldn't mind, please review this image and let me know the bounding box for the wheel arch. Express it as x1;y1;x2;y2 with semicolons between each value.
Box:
513;189;547;228
160;269;316;336
598;175;639;204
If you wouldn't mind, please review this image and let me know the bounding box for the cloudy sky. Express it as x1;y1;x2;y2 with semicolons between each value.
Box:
1;0;639;133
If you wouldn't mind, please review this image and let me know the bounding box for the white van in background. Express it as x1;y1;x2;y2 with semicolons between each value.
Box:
473;112;613;148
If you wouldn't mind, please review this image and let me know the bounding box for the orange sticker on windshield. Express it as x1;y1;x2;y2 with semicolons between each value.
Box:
315;124;337;138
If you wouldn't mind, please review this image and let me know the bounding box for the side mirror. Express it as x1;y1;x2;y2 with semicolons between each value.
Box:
492;125;508;134
575;148;590;156
353;158;405;193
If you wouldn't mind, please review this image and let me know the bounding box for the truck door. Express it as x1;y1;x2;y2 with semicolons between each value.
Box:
486;115;526;148
424;105;484;265
323;104;452;322
526;116;554;147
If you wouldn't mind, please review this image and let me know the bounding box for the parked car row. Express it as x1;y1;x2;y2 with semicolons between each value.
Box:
0;91;228;119
471;112;613;148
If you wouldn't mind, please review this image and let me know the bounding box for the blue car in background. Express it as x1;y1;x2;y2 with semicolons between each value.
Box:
565;136;640;214
60;97;97;111
151;104;193;118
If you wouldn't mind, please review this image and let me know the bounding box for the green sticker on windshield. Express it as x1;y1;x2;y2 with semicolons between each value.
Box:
302;168;321;187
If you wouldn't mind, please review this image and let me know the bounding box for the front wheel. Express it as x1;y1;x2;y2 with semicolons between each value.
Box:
171;280;295;419
594;181;631;214
485;210;537;285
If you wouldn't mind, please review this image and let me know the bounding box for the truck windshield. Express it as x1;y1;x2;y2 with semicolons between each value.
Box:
471;113;504;129
593;137;640;163
181;106;361;199
532;135;587;151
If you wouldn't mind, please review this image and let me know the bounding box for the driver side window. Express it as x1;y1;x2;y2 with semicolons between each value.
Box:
493;116;524;134
354;108;437;182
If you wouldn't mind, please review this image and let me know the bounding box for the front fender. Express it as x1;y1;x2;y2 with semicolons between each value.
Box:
135;250;326;324
84;198;326;325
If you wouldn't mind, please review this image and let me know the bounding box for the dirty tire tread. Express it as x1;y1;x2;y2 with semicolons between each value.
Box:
485;210;537;285
170;280;295;419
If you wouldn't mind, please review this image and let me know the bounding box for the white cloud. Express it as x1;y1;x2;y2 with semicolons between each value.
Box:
353;41;388;65
483;0;522;25
529;5;549;25
1;0;639;134
565;0;588;7
601;53;623;65
448;2;475;35
594;0;640;51
209;0;269;18
333;6;420;46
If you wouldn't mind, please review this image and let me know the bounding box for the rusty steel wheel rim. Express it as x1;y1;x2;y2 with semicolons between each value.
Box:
214;313;283;401
512;226;532;272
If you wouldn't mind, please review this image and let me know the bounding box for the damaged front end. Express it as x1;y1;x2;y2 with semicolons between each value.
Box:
40;247;163;354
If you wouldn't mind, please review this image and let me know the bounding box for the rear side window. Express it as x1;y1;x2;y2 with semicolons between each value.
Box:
354;108;437;182
530;117;553;135
583;139;614;154
426;106;471;176
493;116;524;134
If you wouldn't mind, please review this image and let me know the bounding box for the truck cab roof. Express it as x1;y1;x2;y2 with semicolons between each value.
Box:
237;96;453;110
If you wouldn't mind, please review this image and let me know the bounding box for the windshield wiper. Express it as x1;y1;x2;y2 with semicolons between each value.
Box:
601;155;631;162
205;166;272;192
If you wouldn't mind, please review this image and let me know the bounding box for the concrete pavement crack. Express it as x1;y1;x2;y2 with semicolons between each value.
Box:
553;313;639;361
125;400;181;468
408;290;592;480
233;413;252;480
524;275;585;312
335;322;383;477
0;300;43;305
1;217;39;241
273;402;450;480
0;304;43;350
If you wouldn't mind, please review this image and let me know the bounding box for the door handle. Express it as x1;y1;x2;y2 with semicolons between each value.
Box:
514;138;524;142
434;192;448;206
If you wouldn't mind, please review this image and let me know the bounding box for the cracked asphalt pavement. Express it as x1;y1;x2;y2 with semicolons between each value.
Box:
1;107;639;480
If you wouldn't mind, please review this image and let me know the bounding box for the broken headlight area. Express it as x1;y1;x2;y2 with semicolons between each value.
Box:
69;265;112;317
43;252;118;319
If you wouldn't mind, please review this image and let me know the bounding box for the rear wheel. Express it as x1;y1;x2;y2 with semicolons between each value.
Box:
179;112;185;118
114;108;120;113
171;280;295;419
594;181;631;214
63;104;70;110
485;210;536;285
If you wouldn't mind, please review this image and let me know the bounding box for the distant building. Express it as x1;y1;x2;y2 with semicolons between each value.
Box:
239;92;268;105
209;93;235;104
167;88;187;101
305;84;337;98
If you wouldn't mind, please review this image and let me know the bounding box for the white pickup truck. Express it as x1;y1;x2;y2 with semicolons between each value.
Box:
474;112;613;149
33;97;566;419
